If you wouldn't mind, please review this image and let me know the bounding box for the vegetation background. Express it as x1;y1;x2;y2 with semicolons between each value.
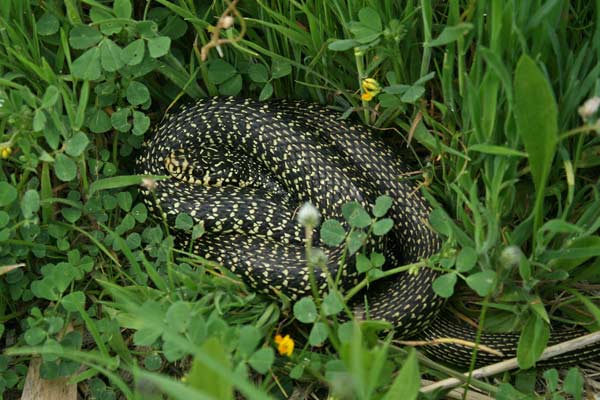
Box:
1;0;600;399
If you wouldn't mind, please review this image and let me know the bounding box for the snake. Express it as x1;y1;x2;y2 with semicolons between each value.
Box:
136;96;600;368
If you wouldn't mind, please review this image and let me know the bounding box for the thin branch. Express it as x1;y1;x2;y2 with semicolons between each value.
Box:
200;0;247;61
420;330;600;393
421;380;494;400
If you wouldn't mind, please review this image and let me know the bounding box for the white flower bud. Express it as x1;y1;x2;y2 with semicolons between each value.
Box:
499;246;522;269
578;97;600;119
141;177;157;191
297;202;320;227
220;15;235;29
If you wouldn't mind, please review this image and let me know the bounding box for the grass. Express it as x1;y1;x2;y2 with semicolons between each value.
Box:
1;0;600;399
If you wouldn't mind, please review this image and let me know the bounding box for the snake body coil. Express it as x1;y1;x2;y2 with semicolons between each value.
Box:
137;97;599;367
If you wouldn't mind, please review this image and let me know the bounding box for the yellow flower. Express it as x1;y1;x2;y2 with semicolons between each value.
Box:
361;78;381;102
0;146;12;159
361;92;375;101
274;334;294;357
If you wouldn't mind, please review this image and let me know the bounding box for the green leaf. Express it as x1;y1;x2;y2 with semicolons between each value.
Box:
100;38;124;72
185;337;233;400
320;219;346;246
33;109;47;131
0;211;9;228
289;364;304;380
117;192;133;211
432;272;457;298
373;195;393;217
237;326;261;357
21;190;40;219
517;314;549;369
248;64;269;83
469;144;528;157
346;230;367;255
65;132;90;157
175;213;194;230
165;302;190;333
61;291;85;312
383;348;419;400
24;327;46;346
136;20;158;37
349;22;380;43
356;253;372;273
271;61;292;78
111;108;131;132
372;218;393;236
133;327;162;346
88;108;112;133
132;202;148;222
328;39;359;51
62;208;81;223
563;368;583;400
429;208;452;236
89;175;159;195
456;247;477;272
371;252;385;268
400;85;425;103
0;183;17;207
127;81;150;105
358;7;382;31
41;86;60;109
465;270;495;296
37;13;60;36
248;348;274;374
122;39;145;66
342;201;371;228
309;322;328;346
529;295;550;324
496;384;530;400
132;110;151;135
543;369;559;392
69;25;103;49
219;75;242;96
259;83;273;101
113;0;132;18
322;292;344;316
514;55;558;235
54;154;78;182
379;93;402;108
384;84;410;95
147;36;171;58
425;23;473;47
293;297;318;323
208;59;237;84
71;47;102;80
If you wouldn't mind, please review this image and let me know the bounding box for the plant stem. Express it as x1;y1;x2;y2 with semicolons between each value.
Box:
344;260;427;302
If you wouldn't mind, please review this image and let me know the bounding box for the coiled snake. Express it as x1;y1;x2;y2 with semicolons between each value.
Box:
137;97;599;367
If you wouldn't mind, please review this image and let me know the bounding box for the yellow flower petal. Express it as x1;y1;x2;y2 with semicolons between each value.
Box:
274;334;294;357
361;92;374;101
0;147;11;159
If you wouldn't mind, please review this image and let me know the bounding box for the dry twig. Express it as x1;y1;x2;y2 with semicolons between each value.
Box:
200;0;247;61
420;330;600;393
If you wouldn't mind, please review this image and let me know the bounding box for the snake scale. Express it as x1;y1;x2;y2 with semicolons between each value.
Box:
136;97;600;367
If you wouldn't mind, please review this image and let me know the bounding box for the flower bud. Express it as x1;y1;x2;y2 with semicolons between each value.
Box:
578;97;600;119
220;15;235;29
297;202;320;227
499;246;523;269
